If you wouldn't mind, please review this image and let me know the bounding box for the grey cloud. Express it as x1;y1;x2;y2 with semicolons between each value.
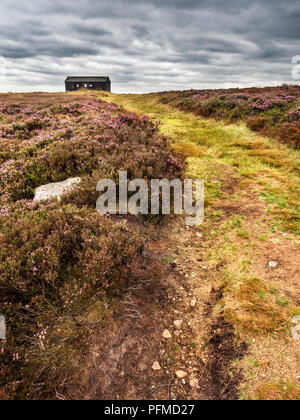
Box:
130;25;149;38
71;23;112;37
0;0;299;92
0;40;100;59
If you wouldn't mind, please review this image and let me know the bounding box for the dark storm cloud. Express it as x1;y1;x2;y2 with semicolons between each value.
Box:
0;39;100;59
0;0;299;92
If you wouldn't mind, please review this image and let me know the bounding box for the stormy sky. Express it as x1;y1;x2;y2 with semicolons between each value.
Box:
0;0;299;93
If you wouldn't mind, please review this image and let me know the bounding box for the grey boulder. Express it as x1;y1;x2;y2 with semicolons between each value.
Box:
34;177;81;202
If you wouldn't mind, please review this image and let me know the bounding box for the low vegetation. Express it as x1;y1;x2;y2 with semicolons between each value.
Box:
0;92;183;399
159;85;300;148
255;381;300;400
105;91;300;401
1;89;299;400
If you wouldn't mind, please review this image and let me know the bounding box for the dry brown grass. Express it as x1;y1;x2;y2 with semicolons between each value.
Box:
224;277;292;336
255;381;300;400
172;141;206;158
227;139;270;150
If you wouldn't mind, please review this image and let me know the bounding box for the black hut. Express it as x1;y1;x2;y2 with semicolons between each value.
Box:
65;76;111;92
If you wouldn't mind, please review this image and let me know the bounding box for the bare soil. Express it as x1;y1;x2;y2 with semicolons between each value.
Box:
66;218;247;400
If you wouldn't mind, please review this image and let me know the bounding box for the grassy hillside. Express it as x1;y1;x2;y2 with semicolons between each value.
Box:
158;85;300;148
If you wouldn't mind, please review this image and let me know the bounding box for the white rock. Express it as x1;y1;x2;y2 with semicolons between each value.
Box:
190;298;197;308
152;361;161;371
34;177;81;202
174;320;183;330
162;329;172;339
175;370;188;379
268;261;278;268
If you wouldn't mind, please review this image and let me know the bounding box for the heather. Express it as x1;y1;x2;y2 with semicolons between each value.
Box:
0;93;183;204
159;85;300;148
0;92;183;399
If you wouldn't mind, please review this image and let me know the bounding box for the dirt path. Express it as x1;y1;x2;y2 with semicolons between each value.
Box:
74;92;300;400
73;219;247;400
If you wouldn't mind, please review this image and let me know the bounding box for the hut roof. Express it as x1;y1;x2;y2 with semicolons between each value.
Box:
65;76;110;83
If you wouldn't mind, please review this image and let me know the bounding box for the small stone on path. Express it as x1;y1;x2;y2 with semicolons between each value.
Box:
152;361;161;371
174;320;183;330
162;329;172;339
190;298;197;308
175;370;188;379
268;261;278;268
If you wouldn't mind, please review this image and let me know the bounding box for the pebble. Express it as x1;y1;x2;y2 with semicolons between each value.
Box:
152;361;161;371
162;329;172;339
175;370;188;379
190;298;197;308
268;261;278;268
174;320;183;330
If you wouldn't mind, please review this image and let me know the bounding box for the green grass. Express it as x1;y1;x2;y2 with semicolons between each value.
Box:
104;92;300;235
101;92;300;400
